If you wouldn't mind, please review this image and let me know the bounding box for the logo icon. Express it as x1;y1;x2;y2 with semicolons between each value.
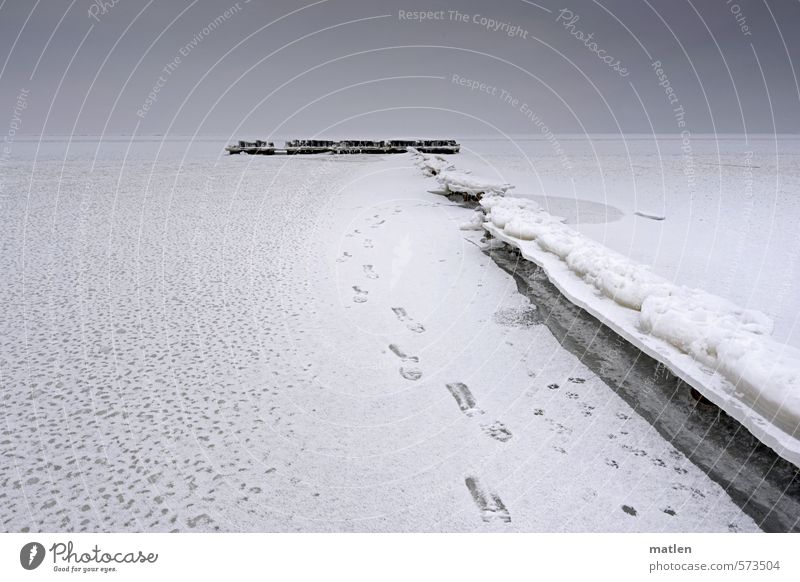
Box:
20;542;46;570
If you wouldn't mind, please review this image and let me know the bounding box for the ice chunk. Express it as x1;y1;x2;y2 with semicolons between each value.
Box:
480;194;798;435
437;171;514;199
459;211;486;231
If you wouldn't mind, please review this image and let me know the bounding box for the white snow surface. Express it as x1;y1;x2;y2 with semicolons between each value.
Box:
453;136;800;351
479;194;800;449
0;137;761;532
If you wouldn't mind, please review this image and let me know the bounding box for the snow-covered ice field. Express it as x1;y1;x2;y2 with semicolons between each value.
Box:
0;136;797;532
456;135;800;349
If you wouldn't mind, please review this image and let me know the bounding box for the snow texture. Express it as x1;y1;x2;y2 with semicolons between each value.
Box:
480;195;800;450
410;146;799;464
0;139;763;532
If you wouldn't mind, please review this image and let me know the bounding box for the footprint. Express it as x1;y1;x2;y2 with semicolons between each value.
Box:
399;367;422;381
480;421;513;442
336;252;352;263
568;377;586;384
464;477;511;523
363;265;379;279
371;219;386;228
445;382;480;416
389;344;418;363
391;306;425;333
352;286;368;303
363;239;374;248
389;344;422;381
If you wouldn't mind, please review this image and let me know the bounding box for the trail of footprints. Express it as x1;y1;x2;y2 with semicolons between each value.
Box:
344;214;386;302
446;382;514;523
347;210;513;525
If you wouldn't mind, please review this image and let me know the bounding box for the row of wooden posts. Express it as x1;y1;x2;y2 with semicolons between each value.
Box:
225;139;461;155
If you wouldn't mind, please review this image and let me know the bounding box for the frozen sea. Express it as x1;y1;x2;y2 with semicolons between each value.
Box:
0;135;797;532
457;134;800;349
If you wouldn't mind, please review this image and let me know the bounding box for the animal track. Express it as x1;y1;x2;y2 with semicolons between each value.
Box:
336;252;351;263
363;265;379;279
391;307;425;333
481;421;512;442
352;286;368;303
389;344;422;381
568;377;586;384
464;477;511;523
363;238;374;248
546;419;573;435
620;444;648;457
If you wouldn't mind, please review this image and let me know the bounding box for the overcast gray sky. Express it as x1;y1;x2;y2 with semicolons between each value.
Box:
1;0;799;137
